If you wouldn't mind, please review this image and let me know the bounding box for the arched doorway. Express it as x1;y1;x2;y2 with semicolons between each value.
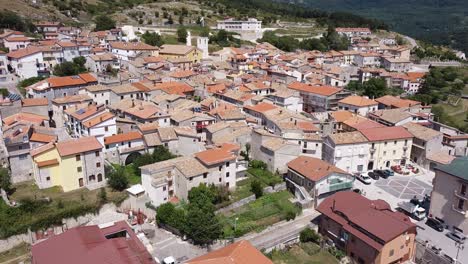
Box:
125;152;141;165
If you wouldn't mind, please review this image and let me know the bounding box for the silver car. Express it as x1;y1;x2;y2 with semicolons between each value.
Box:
446;230;466;244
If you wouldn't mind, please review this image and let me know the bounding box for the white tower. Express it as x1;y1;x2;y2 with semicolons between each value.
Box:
197;36;209;59
186;31;192;46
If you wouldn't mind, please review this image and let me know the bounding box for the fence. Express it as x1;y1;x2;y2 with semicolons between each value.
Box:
414;239;460;264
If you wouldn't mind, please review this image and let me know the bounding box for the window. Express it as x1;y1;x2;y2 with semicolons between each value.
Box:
97;174;103;182
95;151;100;157
163;186;166;191
394;141;397;145
219;178;222;182
105;126;108;132
393;150;396;155
389;249;394;257
457;199;464;210
189;177;193;181
18;146;22;150
76;155;81;161
46;176;50;181
226;162;230;167
219;166;222;171
226;172;230;177
461;184;467;196
383;151;387;156
89;175;96;181
384;141;388;146
203;173;207;179
19;154;27;160
77;166;82;172
96;162;101;168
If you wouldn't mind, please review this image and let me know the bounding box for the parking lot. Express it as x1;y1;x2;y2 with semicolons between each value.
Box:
353;169;434;209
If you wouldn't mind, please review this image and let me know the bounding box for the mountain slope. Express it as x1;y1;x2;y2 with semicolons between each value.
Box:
283;0;468;53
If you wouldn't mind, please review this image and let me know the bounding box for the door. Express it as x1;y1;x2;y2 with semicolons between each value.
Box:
78;178;84;187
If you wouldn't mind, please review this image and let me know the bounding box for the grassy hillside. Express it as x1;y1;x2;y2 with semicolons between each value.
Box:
284;0;468;53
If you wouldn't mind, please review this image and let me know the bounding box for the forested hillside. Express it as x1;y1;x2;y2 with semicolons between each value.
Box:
283;0;468;53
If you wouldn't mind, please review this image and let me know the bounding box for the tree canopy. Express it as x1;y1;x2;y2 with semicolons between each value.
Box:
53;57;87;77
94;14;116;31
141;31;163;47
107;166;129;191
177;27;188;43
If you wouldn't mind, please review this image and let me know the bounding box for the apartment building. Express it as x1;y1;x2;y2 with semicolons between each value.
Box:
360;126;413;170
317;191;417;264
141;147;237;207
31;137;105;192
338;95;378;116
429;157;468;234
288;82;351;112
402;123;443;169
26;73;98;100
323;131;370;173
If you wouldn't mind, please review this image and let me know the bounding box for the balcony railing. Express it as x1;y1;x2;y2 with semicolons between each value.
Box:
452;205;467;216
454;190;468;200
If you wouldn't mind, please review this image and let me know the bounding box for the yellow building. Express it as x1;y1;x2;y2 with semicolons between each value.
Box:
31;137;105;192
159;44;202;63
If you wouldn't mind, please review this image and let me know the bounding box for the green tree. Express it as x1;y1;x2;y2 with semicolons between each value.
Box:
250;180;263;199
53;56;87;76
362;78;388;98
177;27;188;43
188;184;216;204
178;15;184;25
94;15;116;31
186;194;222;245
107;166;129;191
167;15;174;25
0;88;8;97
0;168;11;194
141;31;163;47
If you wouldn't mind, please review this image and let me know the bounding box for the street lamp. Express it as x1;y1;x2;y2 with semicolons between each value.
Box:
455;240;465;264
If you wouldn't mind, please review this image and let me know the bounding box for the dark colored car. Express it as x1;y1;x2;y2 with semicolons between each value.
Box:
426;218;444;232
383;169;394;177
368;171;379;180
373;170;388;179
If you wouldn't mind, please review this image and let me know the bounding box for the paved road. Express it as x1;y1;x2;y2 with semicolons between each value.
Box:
240;208;320;249
404;35;418;48
416;220;468;263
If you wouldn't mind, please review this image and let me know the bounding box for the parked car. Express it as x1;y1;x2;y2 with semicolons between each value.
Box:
357;173;372;185
426;218;444;232
374;170;389;179
446;230;466;243
368;171;379;180
383;169;394;177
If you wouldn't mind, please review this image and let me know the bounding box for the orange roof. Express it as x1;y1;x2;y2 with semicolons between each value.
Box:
78;73;97;83
169;70;195;79
110;41;158;51
297;121;320;132
30;142;55;157
376;95;421;108
330;110;354;123
22;98;48;107
186;240;272;264
30;133;57;143
406;72;426;82
219;143;241;153
83;112;115;128
360;126;413;141
288;82;341;96
288;156;350;182
104;131;142;145
48;76;85;88
3;112;48;126
338;95;378;107
5;37;31;42
56;137;103;157
195;148;236;166
207;83;226;94
7;46;41;59
154;82;194;96
37;159;59;168
244;102;277;114
131;82;152;92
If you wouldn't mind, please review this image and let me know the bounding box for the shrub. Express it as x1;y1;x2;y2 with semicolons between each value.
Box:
250;180;263;199
249;160;267;170
299;227;321;243
107;167;129;191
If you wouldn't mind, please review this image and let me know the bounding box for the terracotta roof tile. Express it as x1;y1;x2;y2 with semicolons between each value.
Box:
360;126;413;141
288;156;350;182
30;133;57;143
338;95;377;107
56;137;103;157
104;131;142;145
37;159;59;168
195;148;236;166
21;98;48;107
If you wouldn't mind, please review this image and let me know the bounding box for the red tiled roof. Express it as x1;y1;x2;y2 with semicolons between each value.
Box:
154;82;194;96
31;221;155;264
104;131;142;145
376;95;421;108
21;98;48;107
288;82;342;96
186;240;273;264
56;137;103;157
360;126;413;141
195;148;236;166
37;158;59;168
287;156;350;182
30;133;57;143
317;191;415;251
243;102;277;114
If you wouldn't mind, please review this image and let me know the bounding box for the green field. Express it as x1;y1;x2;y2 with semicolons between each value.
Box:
270;243;339;264
220;191;301;238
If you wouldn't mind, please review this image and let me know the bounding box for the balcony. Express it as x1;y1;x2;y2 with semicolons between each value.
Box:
452;205;466;216
454;190;468;200
370;148;376;154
